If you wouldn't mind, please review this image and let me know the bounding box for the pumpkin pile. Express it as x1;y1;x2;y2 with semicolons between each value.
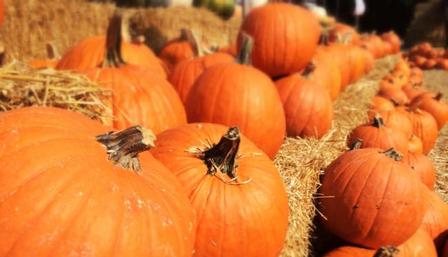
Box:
319;57;448;256
405;42;448;70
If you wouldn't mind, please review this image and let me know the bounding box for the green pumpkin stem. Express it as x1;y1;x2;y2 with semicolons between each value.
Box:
103;12;126;68
372;115;385;128
383;148;403;161
96;126;156;173
237;33;253;65
373;246;399;257
201;127;240;180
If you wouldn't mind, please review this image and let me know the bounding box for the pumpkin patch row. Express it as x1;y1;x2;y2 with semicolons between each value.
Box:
405;42;448;70
319;57;448;256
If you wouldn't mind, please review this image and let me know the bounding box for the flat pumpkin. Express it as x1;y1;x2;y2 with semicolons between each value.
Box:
150;123;289;257
319;148;425;248
0;107;196;257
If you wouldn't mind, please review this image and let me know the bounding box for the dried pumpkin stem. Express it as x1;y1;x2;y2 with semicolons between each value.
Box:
302;63;316;78
179;28;203;57
349;138;364;150
372;115;385;128
200;127;240;180
373;246;399;257
237;33;253;65
103;11;126;68
383;148;403;161
96;126;156;173
435;92;443;101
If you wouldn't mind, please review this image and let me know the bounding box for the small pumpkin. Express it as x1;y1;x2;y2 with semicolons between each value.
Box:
238;3;321;77
347;115;409;154
185;35;286;158
381;31;401;54
319;148;425;248
328;22;360;45
159;29;199;72
151;124;289;257
0;106;196;257
367;109;413;139
410;92;448;130
369;96;396;112
275;63;333;138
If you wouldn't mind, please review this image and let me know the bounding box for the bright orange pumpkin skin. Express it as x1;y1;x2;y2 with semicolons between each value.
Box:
322;229;437;257
401;153;436;190
408;134;424;154
275;72;333;139
411;94;448;130
369;96;395;112
0;0;3;28
84;64;187;134
159;40;196;72
0;107;196;257
367;109;414;139
319;148;425;249
420;188;448;250
150;123;289;257
238;3;321;77
185;63;286;158
313;47;342;100
169;52;234;103
56;36;166;77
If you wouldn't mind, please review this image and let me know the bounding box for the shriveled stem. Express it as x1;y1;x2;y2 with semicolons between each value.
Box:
373;246;399;257
350;138;363;150
237;32;253;65
383;148;403;161
96;126;156;173
372;115;385;128
103;12;126;67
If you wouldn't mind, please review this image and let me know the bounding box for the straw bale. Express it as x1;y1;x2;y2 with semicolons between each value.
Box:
276;56;398;257
0;61;112;124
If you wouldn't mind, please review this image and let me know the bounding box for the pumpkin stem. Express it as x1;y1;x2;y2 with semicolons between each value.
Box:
373;246;399;257
103;11;126;68
435;92;443;101
237;32;253;65
382;148;403;161
372;115;385;128
96;126;156;173
200;127;241;180
45;42;60;59
349;138;364;150
302;63;316;77
179;28;203;57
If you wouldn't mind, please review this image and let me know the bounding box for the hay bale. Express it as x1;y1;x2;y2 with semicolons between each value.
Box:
0;0;241;61
275;56;398;257
0;62;112;124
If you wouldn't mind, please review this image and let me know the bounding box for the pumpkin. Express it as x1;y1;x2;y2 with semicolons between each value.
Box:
313;47;342;99
347;115;409;154
347;46;369;83
151;123;289;257
378;87;409;105
0;0;3;28
0;106;196;257
402;84;428;102
275;64;333;138
326;43;352;88
369;96;396;112
322;229;437;257
82;14;186;133
328;22;360;45
401;153;436;189
238;3;321;77
408;134;424;154
396;106;438;154
423;59;437;69
381;31;401;54
410;93;448;129
159;29;199;72
367;109;413;139
185;36;286;158
420;188;448;250
56;16;165;77
319;148;425;248
436;59;448;70
169;52;234;103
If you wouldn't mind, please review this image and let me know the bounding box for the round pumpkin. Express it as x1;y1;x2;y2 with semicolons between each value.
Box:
313;47;342;99
347;115;409;154
401;153;436;189
151;123;289;257
420;188;448;250
369;96;396;112
402;84;428;102
328;22;360;45
319;148;425;248
322;229;437;257
411;93;448;130
0;106;196;257
238;3;321;77
367;109;413;139
275;64;333;138
185;37;286;158
169;52;234;103
159;29;199;72
381;31;401;54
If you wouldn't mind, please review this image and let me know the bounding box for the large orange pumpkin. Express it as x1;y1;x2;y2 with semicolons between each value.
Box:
319;148;425;248
275;64;333;138
151;123;289;257
0;107;196;257
82;15;186;133
185;37;286;158
169;52;234;103
347;115;409;154
238;3;321;77
56;15;166;77
322;229;437;257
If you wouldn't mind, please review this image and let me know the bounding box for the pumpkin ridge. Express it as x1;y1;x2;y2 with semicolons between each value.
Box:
330;150;373;186
3;155;101;255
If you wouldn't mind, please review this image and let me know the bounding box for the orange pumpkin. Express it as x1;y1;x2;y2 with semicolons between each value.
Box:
151;124;289;257
185;36;286;158
367;109;413;139
238;3;321;77
381;31;401;54
420;188;448;250
328;22;360;45
402;84;428;101
313;47;342;99
159;29;198;72
319;148;425;249
0;107;196;257
408;134;424;154
275;64;333;138
401;153;436;189
370;96;396;112
411;93;448;129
